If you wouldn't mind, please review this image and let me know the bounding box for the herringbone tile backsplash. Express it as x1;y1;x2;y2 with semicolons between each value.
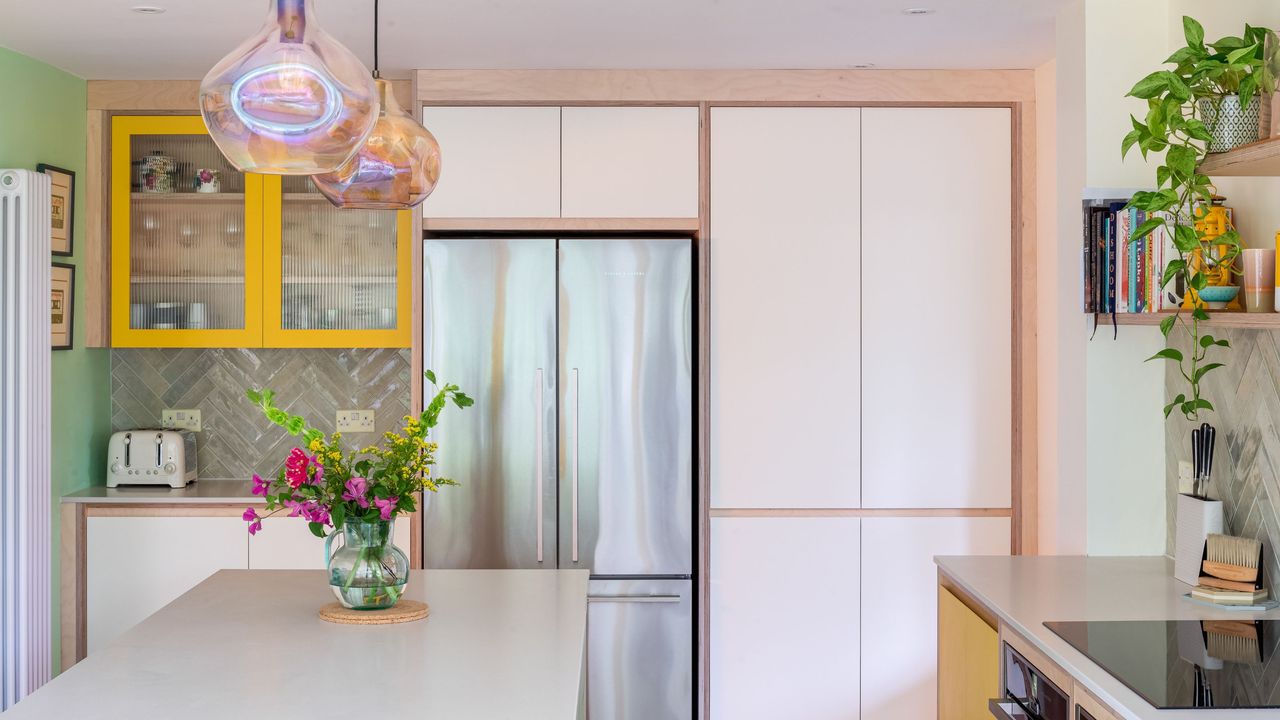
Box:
1165;329;1280;596
111;348;411;480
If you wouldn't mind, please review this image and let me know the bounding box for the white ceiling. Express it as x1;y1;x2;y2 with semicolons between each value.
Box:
0;0;1067;80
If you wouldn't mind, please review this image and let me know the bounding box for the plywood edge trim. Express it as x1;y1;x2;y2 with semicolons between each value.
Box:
88;79;413;111
414;69;1035;104
424;217;700;233
708;507;1013;518
938;570;999;629
83;504;256;517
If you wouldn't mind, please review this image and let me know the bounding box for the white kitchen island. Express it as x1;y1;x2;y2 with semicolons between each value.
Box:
9;569;589;719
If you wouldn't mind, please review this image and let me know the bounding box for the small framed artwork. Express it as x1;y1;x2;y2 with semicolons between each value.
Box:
37;164;74;256
51;262;74;350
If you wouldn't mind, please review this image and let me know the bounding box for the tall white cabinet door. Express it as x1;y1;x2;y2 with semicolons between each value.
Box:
561;106;699;217
420;106;561;218
710;107;861;508
859;516;1009;720
249;516;411;569
711;517;860;720
87;516;247;653
860;107;1012;509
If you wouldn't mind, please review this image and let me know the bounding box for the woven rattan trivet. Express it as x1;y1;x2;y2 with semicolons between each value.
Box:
318;599;429;625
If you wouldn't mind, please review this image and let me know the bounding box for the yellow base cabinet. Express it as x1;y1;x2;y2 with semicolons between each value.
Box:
938;584;999;720
110;115;411;349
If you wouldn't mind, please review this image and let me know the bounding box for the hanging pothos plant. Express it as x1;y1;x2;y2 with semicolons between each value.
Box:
1120;17;1276;421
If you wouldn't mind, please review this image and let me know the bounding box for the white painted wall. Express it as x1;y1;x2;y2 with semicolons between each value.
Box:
1057;0;1280;555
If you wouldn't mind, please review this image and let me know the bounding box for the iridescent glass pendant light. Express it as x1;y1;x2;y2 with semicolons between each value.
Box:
199;0;379;174
312;0;442;209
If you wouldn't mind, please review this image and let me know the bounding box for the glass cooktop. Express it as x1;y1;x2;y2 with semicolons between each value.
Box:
1045;620;1280;710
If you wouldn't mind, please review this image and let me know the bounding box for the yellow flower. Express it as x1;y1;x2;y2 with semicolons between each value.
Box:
308;438;323;453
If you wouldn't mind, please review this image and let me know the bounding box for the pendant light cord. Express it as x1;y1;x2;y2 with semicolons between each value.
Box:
373;0;380;78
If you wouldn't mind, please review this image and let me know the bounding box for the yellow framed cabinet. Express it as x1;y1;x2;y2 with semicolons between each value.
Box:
110;115;411;349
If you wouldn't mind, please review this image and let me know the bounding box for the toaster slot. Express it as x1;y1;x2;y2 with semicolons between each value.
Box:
155;433;164;468
123;432;132;467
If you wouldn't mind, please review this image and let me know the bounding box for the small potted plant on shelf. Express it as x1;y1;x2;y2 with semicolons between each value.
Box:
1120;16;1276;422
242;370;472;610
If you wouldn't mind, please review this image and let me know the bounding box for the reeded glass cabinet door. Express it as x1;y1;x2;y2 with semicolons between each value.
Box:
111;116;263;347
263;175;411;348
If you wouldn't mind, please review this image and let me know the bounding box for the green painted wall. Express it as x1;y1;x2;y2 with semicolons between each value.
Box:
0;47;108;673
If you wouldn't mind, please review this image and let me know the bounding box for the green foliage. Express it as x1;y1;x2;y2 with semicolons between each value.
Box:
244;370;472;536
1121;17;1275;422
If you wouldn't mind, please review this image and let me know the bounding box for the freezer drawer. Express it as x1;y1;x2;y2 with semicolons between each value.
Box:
559;239;694;576
587;579;693;720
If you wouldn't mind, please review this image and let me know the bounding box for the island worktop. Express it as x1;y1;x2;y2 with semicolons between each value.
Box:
21;569;589;719
937;555;1280;720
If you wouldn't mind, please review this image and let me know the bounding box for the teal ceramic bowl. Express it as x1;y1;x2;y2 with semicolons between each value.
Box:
1198;286;1240;303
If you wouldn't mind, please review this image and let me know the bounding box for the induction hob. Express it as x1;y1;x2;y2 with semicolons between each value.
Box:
1045;620;1280;710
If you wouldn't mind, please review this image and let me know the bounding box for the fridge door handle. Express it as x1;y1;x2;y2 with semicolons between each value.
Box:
587;595;682;604
571;367;580;563
535;367;544;564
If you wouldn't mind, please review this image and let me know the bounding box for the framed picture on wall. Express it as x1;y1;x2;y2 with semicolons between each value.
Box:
51;262;74;350
37;164;74;256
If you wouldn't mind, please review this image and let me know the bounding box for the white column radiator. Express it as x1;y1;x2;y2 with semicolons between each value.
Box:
0;169;52;708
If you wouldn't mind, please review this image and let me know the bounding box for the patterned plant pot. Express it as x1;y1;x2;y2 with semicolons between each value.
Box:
1197;94;1261;153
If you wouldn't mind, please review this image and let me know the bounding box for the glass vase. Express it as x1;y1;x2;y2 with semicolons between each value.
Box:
325;520;409;609
199;0;378;175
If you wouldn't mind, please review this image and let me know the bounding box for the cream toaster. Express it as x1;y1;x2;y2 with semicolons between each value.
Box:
107;429;197;488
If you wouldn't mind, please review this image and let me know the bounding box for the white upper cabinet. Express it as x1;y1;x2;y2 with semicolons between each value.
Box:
711;517;860;720
560;107;700;217
420;106;561;218
860;516;1010;720
860;107;1013;509
710;107;861;508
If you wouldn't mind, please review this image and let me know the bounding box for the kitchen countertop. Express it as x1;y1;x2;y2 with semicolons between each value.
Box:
937;555;1280;720
62;479;257;504
7;568;589;719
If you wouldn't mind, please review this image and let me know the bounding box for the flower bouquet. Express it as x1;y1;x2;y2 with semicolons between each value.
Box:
243;370;472;609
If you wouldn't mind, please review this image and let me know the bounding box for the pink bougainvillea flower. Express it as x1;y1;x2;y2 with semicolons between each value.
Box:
374;496;398;521
250;473;271;497
242;507;263;535
342;477;370;508
308;503;332;526
283;497;305;517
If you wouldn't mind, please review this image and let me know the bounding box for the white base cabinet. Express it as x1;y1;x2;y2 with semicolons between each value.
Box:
86;516;247;653
710;517;861;720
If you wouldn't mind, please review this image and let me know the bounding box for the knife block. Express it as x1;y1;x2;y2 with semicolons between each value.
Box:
1176;493;1224;586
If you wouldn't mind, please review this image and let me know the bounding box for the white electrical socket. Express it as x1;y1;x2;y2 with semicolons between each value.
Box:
162;408;202;432
336;410;375;433
1178;460;1194;494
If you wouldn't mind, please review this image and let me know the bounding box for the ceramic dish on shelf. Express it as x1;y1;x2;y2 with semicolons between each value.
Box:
1198;285;1240;309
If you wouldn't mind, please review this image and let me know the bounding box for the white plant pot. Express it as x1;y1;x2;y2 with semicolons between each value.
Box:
1174;493;1223;586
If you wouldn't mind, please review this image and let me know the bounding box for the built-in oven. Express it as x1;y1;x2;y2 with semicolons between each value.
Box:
989;642;1070;720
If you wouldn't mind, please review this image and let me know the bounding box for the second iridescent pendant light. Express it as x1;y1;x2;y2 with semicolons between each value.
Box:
312;0;442;209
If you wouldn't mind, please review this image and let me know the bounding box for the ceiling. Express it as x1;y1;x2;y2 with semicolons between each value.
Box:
0;0;1067;80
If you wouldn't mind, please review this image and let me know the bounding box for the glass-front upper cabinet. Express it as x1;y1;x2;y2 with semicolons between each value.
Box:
110;116;411;349
111;116;263;347
263;176;411;347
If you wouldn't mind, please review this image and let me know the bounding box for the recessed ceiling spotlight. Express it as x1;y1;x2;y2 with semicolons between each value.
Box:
130;5;166;14
852;63;877;69
902;7;936;15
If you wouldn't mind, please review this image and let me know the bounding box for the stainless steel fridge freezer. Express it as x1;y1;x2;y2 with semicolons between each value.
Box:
422;237;694;719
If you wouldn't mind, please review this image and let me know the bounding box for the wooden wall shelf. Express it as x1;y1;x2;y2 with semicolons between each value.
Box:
423;217;700;235
1197;136;1280;177
1102;311;1280;329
